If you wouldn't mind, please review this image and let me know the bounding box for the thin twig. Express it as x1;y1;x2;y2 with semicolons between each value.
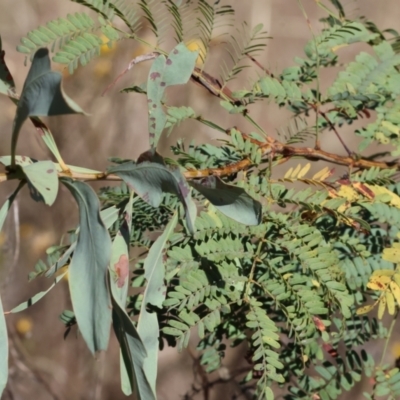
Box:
101;52;159;96
310;104;352;156
0;133;398;184
245;53;274;77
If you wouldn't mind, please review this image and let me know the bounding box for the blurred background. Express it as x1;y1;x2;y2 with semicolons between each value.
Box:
0;1;399;399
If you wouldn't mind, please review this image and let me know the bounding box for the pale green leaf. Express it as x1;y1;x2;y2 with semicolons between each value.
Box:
191;176;261;225
147;43;197;146
0;36;16;96
111;283;154;399
12;48;85;164
109;160;196;234
0;289;7;398
62;179;112;354
22;160;59;206
137;212;178;393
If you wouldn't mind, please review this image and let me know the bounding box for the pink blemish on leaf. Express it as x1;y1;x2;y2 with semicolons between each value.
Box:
160;82;166;87
150;72;161;80
47;169;54;174
152;104;157;108
115;254;129;288
173;49;179;54
142;192;150;202
166;59;172;65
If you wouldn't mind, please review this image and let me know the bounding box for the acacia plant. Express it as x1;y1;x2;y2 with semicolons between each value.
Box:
2;0;400;399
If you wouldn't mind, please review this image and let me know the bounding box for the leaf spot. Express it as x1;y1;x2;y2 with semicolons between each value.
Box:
115;254;129;288
150;72;161;80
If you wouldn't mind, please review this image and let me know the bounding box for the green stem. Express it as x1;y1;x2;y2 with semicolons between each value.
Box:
244;240;264;302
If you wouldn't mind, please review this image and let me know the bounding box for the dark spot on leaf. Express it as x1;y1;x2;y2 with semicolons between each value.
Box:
150;117;156;122
47;169;54;174
150;72;161;80
151;123;156;129
173;49;179;54
166;59;172;65
160;82;166;87
148;99;152;103
152;104;157;108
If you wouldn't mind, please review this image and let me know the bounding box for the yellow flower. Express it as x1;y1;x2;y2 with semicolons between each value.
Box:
16;317;33;337
186;39;206;65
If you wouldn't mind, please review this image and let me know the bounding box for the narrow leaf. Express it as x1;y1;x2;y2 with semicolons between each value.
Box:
0;36;16;96
22;160;59;206
147;43;198;146
111;295;155;400
12;48;85;164
9;272;67;313
0;289;7;398
62;179;112;354
190;176;262;225
0;182;25;233
0;181;24;397
137;212;178;393
109;160;196;233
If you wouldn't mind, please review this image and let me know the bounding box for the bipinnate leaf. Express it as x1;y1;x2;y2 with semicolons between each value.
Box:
12;48;85;163
22;160;59;206
147;43;198;146
0;36;16;96
62;179;112;354
109;160;196;234
190;176;262;225
137;212;178;393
